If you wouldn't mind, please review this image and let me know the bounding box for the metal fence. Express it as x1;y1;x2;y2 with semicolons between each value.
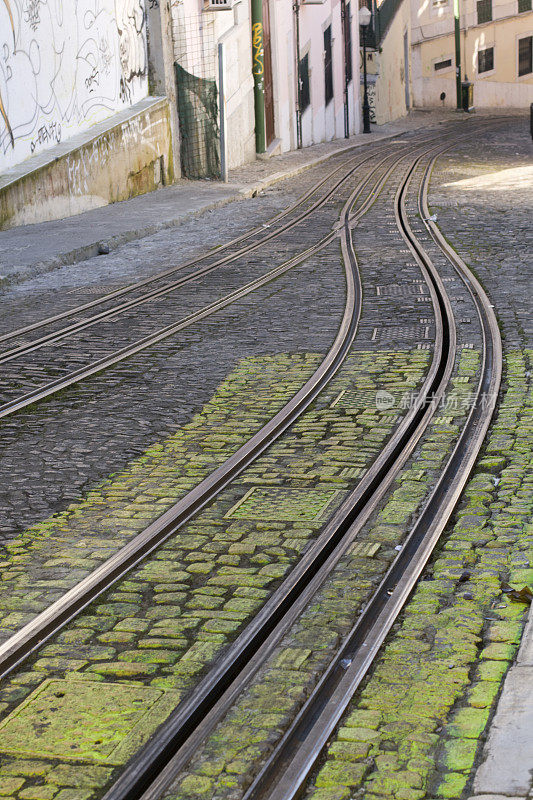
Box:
173;15;220;179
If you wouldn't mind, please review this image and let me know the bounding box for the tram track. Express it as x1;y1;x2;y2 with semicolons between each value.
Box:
0;131;452;420
0;122;502;800
99;135;500;800
0;121;503;800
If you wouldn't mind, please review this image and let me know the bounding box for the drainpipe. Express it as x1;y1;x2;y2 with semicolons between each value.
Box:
341;0;349;138
293;0;303;149
251;0;266;153
454;0;461;108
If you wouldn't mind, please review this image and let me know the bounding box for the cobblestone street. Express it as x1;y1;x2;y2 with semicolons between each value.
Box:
0;113;531;800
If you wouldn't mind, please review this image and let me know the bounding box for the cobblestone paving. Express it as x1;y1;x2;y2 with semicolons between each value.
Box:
159;348;482;800
297;120;533;800
0;347;431;799
0;233;346;540
0;118;511;800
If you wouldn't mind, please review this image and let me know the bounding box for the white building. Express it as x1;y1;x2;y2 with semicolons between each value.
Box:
266;0;361;152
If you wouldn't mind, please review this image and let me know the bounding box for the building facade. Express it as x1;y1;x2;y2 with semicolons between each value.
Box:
268;0;360;151
410;0;533;107
363;0;412;125
0;0;365;229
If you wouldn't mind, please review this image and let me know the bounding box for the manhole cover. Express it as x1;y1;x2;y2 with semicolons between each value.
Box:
375;285;427;297
226;487;341;521
0;680;180;764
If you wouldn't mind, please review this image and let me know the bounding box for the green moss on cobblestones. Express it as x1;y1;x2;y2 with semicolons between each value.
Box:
303;350;532;800
159;351;482;800
0;354;321;640
0;349;431;800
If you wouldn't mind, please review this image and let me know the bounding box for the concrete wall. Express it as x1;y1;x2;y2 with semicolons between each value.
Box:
411;0;533;107
0;97;173;229
0;0;150;173
366;0;412;124
269;0;361;152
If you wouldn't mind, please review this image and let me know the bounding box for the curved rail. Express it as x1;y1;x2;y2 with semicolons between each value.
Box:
100;139;462;800
0;134;438;420
237;145;502;800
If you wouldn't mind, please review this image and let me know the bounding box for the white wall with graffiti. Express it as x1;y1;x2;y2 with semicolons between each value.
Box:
0;0;149;173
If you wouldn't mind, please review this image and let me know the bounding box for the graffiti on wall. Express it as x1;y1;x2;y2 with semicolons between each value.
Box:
0;0;148;171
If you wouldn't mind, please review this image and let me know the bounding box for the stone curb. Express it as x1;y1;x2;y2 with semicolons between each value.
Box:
469;603;533;799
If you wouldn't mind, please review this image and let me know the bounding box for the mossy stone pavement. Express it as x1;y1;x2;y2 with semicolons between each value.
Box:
0;347;431;800
159;349;483;800
305;349;532;800
303;123;533;800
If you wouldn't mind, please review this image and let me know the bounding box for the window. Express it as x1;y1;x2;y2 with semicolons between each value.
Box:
478;46;494;73
299;53;310;112
344;3;353;83
434;58;452;70
518;0;532;12
324;25;333;105
477;0;492;23
519;36;533;76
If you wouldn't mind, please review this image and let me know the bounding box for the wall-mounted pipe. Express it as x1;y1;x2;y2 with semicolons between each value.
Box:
341;0;349;138
293;0;303;149
251;0;267;153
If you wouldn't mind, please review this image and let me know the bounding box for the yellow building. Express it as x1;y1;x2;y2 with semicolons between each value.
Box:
410;0;533;107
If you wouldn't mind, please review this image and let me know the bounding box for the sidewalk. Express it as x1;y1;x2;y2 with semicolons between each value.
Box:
0;109;455;288
467;603;533;800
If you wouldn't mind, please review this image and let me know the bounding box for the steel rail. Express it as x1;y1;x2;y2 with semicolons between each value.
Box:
236;146;502;800
0;144;406;365
0;134;433;420
0;143;388;349
0;120;472;352
99;139;460;800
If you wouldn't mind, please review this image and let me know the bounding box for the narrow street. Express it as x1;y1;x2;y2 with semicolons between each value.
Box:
0;113;530;800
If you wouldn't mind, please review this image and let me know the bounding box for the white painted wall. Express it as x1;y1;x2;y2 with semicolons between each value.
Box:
0;0;150;173
269;0;361;153
365;0;412;125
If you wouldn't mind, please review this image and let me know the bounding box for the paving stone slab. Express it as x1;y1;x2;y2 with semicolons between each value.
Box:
473;666;533;797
